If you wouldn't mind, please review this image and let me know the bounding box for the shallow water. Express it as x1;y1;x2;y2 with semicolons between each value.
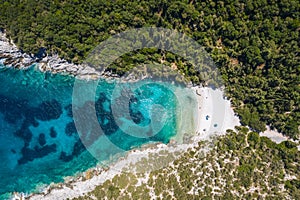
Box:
0;65;179;198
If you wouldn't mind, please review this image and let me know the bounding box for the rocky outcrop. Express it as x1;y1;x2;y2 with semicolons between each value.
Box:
0;31;104;80
38;54;102;80
0;32;34;69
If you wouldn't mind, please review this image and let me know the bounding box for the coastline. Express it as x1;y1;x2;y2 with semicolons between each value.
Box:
1;30;243;200
0;31;103;80
2;31;297;200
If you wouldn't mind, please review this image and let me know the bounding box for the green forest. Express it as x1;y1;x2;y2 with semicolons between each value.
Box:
0;0;299;138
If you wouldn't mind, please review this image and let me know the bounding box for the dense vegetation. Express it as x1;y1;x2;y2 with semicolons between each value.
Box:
73;127;300;199
0;0;299;138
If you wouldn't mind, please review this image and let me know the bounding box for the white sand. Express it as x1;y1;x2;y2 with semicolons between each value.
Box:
192;86;240;135
260;127;300;151
21;87;240;200
260;127;288;144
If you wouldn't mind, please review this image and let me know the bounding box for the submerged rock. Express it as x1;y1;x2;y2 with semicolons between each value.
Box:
59;151;73;162
38;133;46;146
50;127;57;138
18;144;57;165
14;127;33;145
65;121;77;136
35;99;63;121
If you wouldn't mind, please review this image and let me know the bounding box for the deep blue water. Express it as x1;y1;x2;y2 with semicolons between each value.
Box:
0;65;177;199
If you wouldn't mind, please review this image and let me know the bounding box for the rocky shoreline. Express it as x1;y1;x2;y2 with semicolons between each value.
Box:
0;31;110;80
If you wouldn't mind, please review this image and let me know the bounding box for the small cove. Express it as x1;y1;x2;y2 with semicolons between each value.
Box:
0;64;195;199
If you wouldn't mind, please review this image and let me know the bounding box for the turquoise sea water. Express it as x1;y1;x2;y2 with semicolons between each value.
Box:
0;65;179;199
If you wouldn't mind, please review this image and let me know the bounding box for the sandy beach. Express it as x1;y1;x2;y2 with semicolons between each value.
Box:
260;127;289;144
192;86;240;136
